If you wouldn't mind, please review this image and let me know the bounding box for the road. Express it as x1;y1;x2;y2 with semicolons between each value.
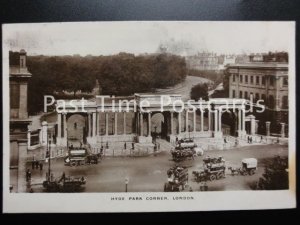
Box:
143;75;212;100
26;143;288;193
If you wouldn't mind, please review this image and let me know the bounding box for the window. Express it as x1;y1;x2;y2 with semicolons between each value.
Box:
244;91;248;99
255;93;260;102
268;95;275;109
282;96;288;109
232;90;236;98
261;94;266;104
239;91;243;98
10;83;20;109
256;76;260;85
283;77;288;86
250;76;254;84
245;75;248;83
232;74;235;82
250;92;253;100
262;76;265;85
270;76;274;86
239;75;243;83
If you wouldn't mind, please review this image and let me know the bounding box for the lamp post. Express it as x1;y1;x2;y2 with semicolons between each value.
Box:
188;125;191;139
154;125;157;144
46;133;51;181
125;177;129;192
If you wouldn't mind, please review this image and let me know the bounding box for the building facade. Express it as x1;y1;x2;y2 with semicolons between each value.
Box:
9;50;32;192
225;63;288;134
186;52;219;71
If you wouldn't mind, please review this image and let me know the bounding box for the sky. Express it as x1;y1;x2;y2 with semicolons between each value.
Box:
3;21;294;56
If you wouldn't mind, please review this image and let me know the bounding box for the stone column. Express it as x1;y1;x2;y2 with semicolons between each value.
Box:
201;111;204;131
63;113;67;138
280;123;285;138
57;113;62;139
178;112;181;134
123;112;126;135
114;113;118;135
148;112;151;137
218;109;222;132
169;112;173;135
42;121;48;146
238;109;242;131
27;130;31;148
193;110;196;132
185;110;189;132
92;112;96;137
242;109;246;132
87;113;91;137
97;112;100;136
140;113;143;136
266;121;271;136
105;113;108;136
214;110;218;132
250;115;256;135
208;110;211;131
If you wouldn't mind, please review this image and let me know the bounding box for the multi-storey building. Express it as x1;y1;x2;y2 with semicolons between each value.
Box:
225;62;288;134
186;52;219;71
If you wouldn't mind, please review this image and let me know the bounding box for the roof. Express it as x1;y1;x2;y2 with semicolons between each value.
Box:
226;62;288;70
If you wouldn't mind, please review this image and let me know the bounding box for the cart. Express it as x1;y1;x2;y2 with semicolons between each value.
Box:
164;166;189;192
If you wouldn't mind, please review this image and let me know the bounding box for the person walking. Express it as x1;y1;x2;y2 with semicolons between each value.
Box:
124;142;127;150
35;161;39;170
39;162;43;171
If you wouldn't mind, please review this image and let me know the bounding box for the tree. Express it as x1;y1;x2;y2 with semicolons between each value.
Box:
190;83;209;101
255;156;288;190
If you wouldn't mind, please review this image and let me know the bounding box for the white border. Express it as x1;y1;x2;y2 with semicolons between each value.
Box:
2;21;296;213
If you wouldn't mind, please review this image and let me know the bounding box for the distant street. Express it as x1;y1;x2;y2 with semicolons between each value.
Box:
143;75;212;100
25;143;288;193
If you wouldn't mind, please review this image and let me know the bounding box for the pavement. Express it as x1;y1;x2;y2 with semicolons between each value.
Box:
17;143;288;193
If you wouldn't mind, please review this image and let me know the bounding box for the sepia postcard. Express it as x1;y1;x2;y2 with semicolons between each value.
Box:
2;21;296;212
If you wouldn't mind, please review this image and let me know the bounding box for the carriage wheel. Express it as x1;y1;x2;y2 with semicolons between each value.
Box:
217;171;225;179
249;169;255;175
209;174;216;181
71;161;76;167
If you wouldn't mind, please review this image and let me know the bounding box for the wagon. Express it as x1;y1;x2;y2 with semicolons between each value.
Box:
164;166;189;192
228;158;258;176
193;156;226;182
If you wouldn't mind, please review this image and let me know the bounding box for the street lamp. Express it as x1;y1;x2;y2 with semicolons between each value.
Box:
154;125;157;143
46;133;51;181
125;177;129;192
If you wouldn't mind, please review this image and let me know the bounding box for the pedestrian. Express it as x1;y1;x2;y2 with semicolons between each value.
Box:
39;162;43;171
250;136;253;144
124;142;127;150
29;188;34;193
35;160;39;169
247;136;250;143
224;137;227;143
132;142;134;150
31;160;35;170
50;173;54;182
26;169;30;182
61;172;66;182
261;135;263;143
28;170;31;182
175;136;178;144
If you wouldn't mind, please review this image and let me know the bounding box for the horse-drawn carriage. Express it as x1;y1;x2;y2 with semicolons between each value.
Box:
192;156;226;182
171;147;195;162
164;166;189;192
228;158;257;176
42;173;86;192
64;147;101;167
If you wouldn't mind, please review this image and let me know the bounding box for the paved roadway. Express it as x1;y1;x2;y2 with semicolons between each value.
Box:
25;143;288;193
143;75;212;100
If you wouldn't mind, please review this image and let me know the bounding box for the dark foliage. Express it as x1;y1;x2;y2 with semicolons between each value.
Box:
26;53;187;114
190;83;209;101
255;156;289;190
